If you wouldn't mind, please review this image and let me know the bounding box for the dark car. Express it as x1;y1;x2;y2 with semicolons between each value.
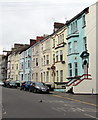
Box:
8;81;17;88
29;82;50;93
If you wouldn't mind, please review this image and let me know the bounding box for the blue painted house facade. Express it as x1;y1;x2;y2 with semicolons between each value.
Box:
66;8;92;93
24;47;32;81
19;45;32;82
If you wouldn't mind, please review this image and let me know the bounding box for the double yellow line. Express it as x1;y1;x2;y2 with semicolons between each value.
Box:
52;94;98;107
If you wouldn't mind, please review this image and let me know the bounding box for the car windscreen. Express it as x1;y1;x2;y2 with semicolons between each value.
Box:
35;82;44;87
10;81;16;84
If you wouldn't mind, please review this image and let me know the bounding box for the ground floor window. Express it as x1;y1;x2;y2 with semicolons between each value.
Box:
56;71;59;82
46;71;49;82
36;73;38;82
44;72;45;82
60;70;63;82
74;62;78;76
21;74;23;80
16;75;18;81
68;63;72;77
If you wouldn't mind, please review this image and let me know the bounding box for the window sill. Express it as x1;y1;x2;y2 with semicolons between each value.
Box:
82;25;86;28
57;42;66;46
67;32;79;40
67;53;79;56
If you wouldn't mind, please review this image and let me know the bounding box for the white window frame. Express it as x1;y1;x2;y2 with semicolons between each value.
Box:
68;42;71;54
56;51;58;62
68;63;72;77
74;62;78;76
74;41;77;53
60;70;63;82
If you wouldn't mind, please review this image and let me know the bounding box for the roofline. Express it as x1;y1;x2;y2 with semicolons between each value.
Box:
66;7;89;25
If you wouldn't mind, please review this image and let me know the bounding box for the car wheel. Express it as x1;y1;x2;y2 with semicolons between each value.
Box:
33;89;37;93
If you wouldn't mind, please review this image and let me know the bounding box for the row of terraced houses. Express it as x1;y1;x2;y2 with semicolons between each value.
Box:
0;2;97;94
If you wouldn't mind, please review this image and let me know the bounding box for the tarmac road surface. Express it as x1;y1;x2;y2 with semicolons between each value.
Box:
2;87;98;119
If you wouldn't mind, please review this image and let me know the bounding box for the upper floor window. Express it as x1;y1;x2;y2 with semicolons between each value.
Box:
71;21;78;33
28;60;30;68
68;42;72;54
41;58;43;66
53;39;55;48
56;51;58;62
16;64;18;70
82;15;86;27
33;58;35;67
53;54;55;64
41;44;43;51
83;37;87;51
43;56;45;65
12;64;14;69
58;34;64;44
74;41;77;53
36;58;38;66
60;50;63;61
46;55;49;65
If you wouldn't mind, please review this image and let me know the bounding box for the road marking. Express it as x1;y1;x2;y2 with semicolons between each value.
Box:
85;113;98;119
2;106;6;115
52;94;98;107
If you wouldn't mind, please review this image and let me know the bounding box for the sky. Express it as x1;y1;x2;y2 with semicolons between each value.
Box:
0;0;98;54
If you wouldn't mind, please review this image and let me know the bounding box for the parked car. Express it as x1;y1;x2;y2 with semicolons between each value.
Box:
24;81;33;91
3;81;10;87
29;82;50;93
7;81;17;88
20;81;26;90
0;81;4;86
20;81;32;91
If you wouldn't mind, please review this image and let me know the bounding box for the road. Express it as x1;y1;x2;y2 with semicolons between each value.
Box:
2;87;98;119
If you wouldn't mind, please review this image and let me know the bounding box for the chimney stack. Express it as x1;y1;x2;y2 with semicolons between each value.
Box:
53;22;65;32
30;39;36;46
36;36;45;42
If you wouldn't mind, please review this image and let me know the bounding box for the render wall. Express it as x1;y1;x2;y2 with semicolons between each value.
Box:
74;3;97;94
85;3;97;94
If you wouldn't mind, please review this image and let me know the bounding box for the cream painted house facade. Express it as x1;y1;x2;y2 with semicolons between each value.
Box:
32;42;41;82
7;44;27;81
7;52;15;81
40;36;53;88
51;25;68;89
31;25;68;89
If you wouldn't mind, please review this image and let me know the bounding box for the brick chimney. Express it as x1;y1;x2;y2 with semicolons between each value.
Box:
30;39;36;46
14;43;24;49
54;22;65;32
36;36;45;42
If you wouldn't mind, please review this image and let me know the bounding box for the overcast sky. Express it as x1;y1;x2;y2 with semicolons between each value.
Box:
0;0;98;54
